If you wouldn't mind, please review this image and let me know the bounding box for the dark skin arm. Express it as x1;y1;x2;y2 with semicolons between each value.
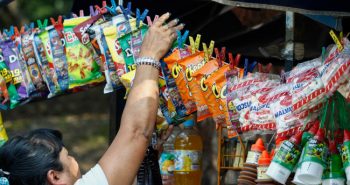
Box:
98;13;184;185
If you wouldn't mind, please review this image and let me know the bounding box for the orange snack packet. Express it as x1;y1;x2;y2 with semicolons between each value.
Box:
204;65;230;126
175;52;205;114
191;59;220;121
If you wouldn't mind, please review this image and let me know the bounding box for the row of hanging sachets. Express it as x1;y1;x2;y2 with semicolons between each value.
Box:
158;32;350;139
0;1;153;110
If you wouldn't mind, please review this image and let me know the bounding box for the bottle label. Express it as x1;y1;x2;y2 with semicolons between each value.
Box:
257;166;272;180
174;150;202;172
341;141;350;168
272;140;301;171
323;154;345;179
246;151;260;165
301;138;327;167
159;152;175;175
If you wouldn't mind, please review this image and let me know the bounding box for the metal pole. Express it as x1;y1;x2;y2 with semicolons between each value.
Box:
284;11;295;72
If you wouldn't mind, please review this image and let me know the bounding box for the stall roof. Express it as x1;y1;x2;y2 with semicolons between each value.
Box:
211;0;350;16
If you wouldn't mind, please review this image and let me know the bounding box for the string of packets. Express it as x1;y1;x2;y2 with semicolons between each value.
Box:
0;1;161;110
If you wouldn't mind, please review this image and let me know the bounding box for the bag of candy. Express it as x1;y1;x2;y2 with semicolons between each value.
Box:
285;58;322;84
318;38;350;96
0;48;20;109
63;17;105;89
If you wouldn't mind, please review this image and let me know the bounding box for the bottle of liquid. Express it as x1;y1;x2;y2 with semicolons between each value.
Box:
159;126;181;185
174;119;203;185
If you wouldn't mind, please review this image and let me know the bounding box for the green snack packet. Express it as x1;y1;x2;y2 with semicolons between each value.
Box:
63;17;105;89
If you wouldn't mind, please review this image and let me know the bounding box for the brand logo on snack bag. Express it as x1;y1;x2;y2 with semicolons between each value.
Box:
185;59;206;82
200;76;208;92
114;40;122;55
64;31;78;44
236;101;251;111
171;63;182;78
221;84;227;99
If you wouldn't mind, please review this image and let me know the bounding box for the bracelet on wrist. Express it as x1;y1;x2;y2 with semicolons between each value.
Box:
135;57;161;70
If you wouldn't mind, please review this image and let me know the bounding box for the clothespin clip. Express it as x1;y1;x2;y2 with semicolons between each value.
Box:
119;2;132;19
244;58;257;77
146;15;159;26
106;0;119;15
136;8;149;28
95;1;108;14
79;10;85;17
228;53;241;70
258;63;272;73
189;34;201;54
24;22;35;33
89;5;99;16
321;47;326;63
37;19;49;31
215;47;226;67
50;16;64;38
2;26;14;40
176;30;189;49
329;30;343;51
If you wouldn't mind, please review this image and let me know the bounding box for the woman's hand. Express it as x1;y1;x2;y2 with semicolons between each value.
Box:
139;12;185;61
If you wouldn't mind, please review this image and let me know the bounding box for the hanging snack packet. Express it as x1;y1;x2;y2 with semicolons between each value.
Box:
205;65;230;126
33;29;60;98
318;38;350;96
286;58;322;83
21;29;47;92
192;59;220;121
63;17;105;89
161;60;187;119
47;26;69;91
0;112;8;147
118;19;148;72
0;48;20;108
0;39;30;100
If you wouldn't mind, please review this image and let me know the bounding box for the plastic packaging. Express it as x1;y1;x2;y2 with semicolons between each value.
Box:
246;138;265;165
174;120;203;185
257;150;272;180
0;49;19;108
322;140;345;185
340;129;350;185
63;17;105;89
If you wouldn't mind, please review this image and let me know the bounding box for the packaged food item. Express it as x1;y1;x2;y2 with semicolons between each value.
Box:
191;59;220;121
204;65;230;126
0;75;9;110
20;28;47;92
0;39;32;100
286;58;322;84
33;30;60;98
63;17;105;89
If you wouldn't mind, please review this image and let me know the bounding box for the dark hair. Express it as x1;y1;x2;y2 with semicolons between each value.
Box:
0;129;65;185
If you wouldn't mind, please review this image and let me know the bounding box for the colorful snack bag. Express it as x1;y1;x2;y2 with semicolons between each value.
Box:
286;58;322;84
191;59;219;121
118;19;148;72
47;27;69;91
172;52;205;114
21;30;47;92
0;112;8;147
0;40;30;100
0;48;20;108
204;65;231;126
33;30;60;98
161;60;187;119
63;17;105;89
318;38;350;96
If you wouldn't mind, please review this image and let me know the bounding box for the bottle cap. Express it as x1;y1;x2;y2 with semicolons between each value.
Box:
183;119;194;127
308;120;320;135
344;129;350;143
314;128;325;141
251;138;265;152
258;150;271;166
290;130;303;145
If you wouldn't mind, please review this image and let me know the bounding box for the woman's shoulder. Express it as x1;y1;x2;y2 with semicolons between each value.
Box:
74;164;109;185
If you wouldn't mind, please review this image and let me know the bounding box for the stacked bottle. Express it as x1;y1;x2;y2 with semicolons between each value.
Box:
256;150;274;185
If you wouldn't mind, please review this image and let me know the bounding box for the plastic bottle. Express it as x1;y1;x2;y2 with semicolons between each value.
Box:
159;126;181;185
322;140;345;185
257;150;272;181
341;129;350;184
267;130;303;184
246;138;265;165
302;121;320;146
174;120;203;185
298;128;327;185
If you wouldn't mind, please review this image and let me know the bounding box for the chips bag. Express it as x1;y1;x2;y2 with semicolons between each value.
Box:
204;65;230;126
0;75;9;110
63;17;105;89
0;39;32;100
33;31;60;98
21;29;47;92
191;59;220;121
